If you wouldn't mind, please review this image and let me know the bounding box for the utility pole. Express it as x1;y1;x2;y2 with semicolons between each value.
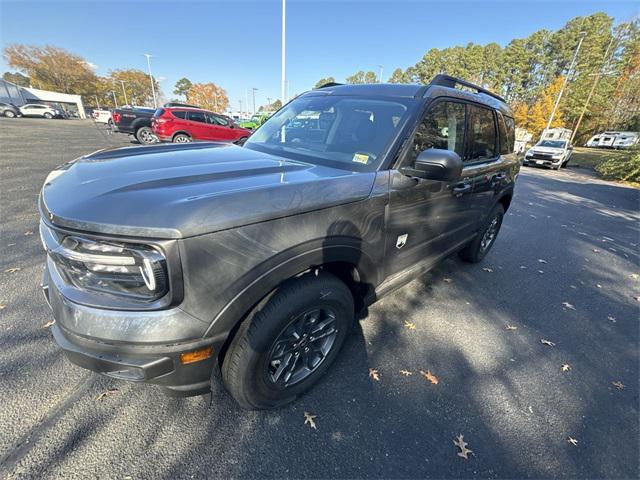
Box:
267;97;272;109
378;65;384;83
545;31;587;133
281;0;286;104
111;90;118;109
238;99;242;117
144;54;158;108
246;89;250;117
94;95;100;109
570;31;622;145
119;80;128;106
252;87;258;114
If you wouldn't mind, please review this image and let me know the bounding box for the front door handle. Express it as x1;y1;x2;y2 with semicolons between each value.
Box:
493;173;507;181
452;183;472;196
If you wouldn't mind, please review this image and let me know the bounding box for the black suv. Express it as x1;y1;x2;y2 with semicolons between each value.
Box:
40;75;518;409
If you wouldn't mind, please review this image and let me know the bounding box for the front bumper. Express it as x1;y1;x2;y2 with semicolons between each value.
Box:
42;265;223;397
524;156;562;167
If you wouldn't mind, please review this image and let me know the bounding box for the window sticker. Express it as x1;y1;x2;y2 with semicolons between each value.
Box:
352;153;369;164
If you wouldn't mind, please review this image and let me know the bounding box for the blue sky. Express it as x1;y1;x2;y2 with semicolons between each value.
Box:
0;0;637;111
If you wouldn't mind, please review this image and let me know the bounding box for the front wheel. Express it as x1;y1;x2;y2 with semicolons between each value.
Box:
459;203;504;263
4;110;16;118
222;272;354;409
43;112;53;119
136;126;157;144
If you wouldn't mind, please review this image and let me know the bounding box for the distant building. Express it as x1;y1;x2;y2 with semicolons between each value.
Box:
0;78;86;118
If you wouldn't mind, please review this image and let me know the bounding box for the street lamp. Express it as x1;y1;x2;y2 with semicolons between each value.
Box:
252;87;258;115
378;65;384;83
143;54;158;108
111;90;118;109
119;80;128;106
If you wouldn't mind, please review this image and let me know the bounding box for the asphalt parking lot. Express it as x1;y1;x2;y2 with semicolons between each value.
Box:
0;118;638;479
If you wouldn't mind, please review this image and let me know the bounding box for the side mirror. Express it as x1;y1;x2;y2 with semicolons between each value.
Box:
400;148;463;181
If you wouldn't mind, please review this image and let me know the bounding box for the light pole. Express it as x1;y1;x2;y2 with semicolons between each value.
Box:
213;91;218;111
281;0;286;103
378;65;384;83
94;95;100;109
544;32;586;134
111;90;118;109
143;53;158;108
119;80;128;106
252;87;258;114
238;99;242;117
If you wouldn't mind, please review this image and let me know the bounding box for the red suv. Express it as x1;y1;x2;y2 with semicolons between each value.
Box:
152;107;252;144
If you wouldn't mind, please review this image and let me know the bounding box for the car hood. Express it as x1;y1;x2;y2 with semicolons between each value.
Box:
40;143;377;239
531;146;564;154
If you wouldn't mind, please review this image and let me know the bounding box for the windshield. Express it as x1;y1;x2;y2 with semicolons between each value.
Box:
244;94;413;171
538;140;566;148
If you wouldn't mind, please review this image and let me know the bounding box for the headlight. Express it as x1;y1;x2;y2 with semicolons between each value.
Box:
525;149;533;157
40;222;168;303
552;152;563;158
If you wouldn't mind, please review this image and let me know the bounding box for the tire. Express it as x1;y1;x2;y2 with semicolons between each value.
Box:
172;133;192;143
4;110;16;118
459;203;505;263
222;272;354;409
43;112;53;119
136;126;157;145
235;136;249;146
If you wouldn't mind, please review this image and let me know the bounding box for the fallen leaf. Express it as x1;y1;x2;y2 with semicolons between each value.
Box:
399;369;413;376
561;364;571;372
592;248;600;253
612;381;625;390
538;259;548;264
562;302;575;310
570;285;577;289
42;319;55;328
538;270;544;274
24;231;34;236
7;243;16;247
567;437;578;446
0;304;6;310
404;321;416;330
96;388;119;401
634;296;640;302
631;273;639;280
303;411;317;430
505;324;518;331
541;339;556;347
4;268;20;273
419;370;439;385
607;315;616;323
453;434;472;459
369;368;380;382
596;284;602;289
482;267;493;273
609;247;617;252
443;277;453;283
520;265;527;269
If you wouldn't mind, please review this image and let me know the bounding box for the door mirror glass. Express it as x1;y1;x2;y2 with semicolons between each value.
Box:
401;148;462;181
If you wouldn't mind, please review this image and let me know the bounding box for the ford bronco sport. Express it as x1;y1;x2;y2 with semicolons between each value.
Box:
40;75;518;409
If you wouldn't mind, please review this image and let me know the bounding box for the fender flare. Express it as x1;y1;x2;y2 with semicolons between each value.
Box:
203;237;380;339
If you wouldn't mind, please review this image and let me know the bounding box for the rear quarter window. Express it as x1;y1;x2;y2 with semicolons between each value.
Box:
171;110;187;119
497;112;516;155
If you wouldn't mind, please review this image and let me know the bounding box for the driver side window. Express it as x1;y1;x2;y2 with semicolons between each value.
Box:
407;101;465;165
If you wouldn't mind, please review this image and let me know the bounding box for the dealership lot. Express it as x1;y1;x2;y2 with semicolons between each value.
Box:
0;118;638;478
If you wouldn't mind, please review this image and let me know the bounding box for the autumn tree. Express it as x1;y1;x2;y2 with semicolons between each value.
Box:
173;77;193;99
107;69;159;107
3;44;98;95
524;76;567;134
314;77;335;88
187;82;229;112
2;71;30;86
346;70;377;84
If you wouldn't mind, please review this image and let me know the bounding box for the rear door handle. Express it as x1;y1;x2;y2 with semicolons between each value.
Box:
494;173;507;181
452;183;472;196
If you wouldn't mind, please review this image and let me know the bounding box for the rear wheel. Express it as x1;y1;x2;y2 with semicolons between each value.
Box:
4;110;16;118
459;203;504;263
222;272;354;409
173;133;192;143
136;126;157;144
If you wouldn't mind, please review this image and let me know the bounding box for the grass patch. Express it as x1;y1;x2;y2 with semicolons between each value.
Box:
571;147;629;169
595;149;640;184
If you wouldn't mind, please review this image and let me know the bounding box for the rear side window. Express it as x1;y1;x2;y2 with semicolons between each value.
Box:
467;105;496;161
503;115;515;153
171;110;186;119
408;101;465;164
187;111;207;123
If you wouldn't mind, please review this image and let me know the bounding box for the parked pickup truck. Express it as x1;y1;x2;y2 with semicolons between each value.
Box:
112;107;158;144
39;75;518;409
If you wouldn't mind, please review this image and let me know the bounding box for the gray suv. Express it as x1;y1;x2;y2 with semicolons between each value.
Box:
40;75;519;409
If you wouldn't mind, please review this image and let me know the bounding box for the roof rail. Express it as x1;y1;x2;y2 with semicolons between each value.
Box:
315;82;344;89
430;74;506;103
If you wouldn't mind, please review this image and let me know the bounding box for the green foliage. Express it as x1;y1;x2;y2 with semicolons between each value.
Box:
314;76;335;88
2;71;30;86
595;149;640;183
173;77;193;99
346;70;377;84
